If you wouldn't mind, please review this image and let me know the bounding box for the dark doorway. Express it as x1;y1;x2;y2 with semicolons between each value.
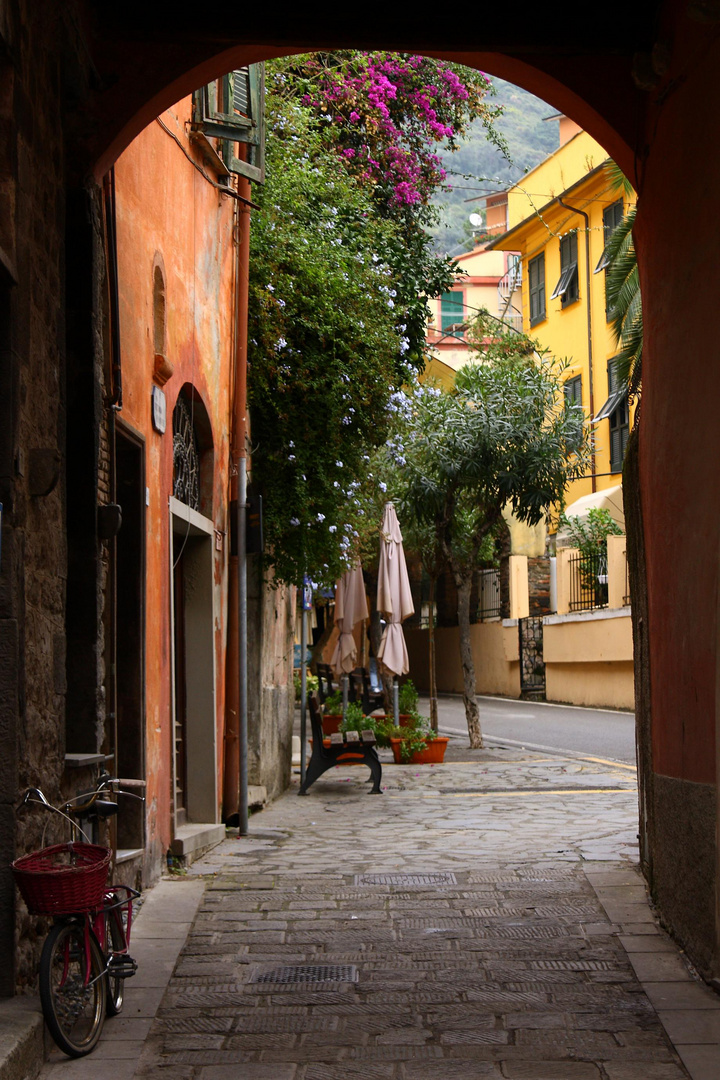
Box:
172;547;188;826
115;427;145;852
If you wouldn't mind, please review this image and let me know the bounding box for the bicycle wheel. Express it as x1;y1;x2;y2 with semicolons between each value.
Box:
39;921;106;1057
104;908;125;1016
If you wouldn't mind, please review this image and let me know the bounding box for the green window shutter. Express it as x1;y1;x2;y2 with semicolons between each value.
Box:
191;64;265;183
528;253;545;325
564;374;582;405
551;232;579;306
441;292;465;338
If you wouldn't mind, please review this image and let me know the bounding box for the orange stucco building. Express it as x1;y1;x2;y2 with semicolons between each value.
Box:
112;96;236;878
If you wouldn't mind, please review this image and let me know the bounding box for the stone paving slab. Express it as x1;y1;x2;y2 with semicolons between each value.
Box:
34;744;720;1079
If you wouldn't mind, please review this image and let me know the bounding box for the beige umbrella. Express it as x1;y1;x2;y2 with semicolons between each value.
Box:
376;504;414;722
330;561;368;677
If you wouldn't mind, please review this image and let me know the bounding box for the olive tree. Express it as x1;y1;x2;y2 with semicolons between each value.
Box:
387;338;590;747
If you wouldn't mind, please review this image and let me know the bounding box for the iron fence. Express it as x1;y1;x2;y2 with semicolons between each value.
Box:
477;567;501;620
568;551;609;612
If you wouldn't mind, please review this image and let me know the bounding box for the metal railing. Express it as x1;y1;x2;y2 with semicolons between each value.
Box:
568;551;609;612
498;260;522;301
477;567;501;620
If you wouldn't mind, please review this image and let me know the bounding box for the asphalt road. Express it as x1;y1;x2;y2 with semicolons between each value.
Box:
423;693;637;765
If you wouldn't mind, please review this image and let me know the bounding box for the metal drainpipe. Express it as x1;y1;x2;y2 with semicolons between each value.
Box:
103;168;123;774
558;198;596;492
223;171;251;836
236;176;251;837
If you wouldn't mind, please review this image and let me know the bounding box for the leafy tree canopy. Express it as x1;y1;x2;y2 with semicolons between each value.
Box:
248;55;502;587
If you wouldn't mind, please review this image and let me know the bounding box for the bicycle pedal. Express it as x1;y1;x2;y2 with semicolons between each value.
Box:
108;955;138;978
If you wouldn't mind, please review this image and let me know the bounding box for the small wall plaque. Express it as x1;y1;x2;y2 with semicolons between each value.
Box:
151;385;167;433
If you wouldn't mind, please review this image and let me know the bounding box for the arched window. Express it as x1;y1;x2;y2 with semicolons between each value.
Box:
172;394;200;511
153;264;166;357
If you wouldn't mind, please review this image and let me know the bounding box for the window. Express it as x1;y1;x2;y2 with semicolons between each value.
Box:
528;253;545;325
551;231;579;307
594;359;629;472
192;65;265;183
564;374;582;406
564;375;583;451
440;291;465;338
595;198;624;275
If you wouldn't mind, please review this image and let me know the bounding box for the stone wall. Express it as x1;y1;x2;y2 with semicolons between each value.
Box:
0;2;101;993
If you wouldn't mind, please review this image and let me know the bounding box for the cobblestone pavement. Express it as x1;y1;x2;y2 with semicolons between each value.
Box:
41;744;720;1079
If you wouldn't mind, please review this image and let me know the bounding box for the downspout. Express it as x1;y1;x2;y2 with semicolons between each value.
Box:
558;198;596;492
103;167;122;773
223;175;251;834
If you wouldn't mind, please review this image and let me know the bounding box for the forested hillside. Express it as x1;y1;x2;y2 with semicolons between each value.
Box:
432;78;560;254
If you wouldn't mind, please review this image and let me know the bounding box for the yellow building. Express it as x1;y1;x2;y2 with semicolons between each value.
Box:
487;117;636;529
426;238;522;374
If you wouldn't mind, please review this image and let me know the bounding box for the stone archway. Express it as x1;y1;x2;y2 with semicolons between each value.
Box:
4;0;720;990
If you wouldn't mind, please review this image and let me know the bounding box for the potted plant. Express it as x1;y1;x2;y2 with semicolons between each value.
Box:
389;713;449;764
321;689;344;735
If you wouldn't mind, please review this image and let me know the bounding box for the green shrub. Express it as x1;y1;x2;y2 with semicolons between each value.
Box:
340;701;365;732
398;679;419;716
323;689;343;714
294;672;319;702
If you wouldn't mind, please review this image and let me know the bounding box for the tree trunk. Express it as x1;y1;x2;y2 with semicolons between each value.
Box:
456;573;483;747
428;575;438;732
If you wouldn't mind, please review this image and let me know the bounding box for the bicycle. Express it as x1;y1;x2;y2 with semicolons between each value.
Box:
12;777;144;1057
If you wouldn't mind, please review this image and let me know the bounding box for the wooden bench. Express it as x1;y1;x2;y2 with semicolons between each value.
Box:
299;694;383;795
349;668;385;715
315;663;336;705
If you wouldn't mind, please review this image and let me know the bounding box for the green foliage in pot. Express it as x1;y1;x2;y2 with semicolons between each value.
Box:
339;701;366;733
323;689;343;714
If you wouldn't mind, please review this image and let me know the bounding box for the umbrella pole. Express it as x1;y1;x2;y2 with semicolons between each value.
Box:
393;677;399;727
342;674;349;718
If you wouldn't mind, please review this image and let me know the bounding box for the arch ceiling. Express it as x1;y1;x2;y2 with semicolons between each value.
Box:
75;5;664;181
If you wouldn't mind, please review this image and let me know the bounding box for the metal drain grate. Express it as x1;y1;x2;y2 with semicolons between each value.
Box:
354;872;457;886
250;965;358;985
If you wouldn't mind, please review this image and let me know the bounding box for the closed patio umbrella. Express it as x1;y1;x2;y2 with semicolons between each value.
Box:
376;503;414;724
330;561;368;679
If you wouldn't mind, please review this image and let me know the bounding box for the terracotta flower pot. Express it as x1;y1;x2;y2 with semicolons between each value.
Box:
321;714;343;736
389;736;449;765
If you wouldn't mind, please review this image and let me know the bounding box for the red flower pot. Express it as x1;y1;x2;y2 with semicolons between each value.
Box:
321;714;342;736
389;736;449;765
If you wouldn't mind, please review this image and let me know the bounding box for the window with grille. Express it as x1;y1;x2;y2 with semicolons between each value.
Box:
440;291;465;338
528;253;545;326
551;232;579;307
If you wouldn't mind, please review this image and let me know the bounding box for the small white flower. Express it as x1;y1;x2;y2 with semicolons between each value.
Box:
288;454;295;461
290;517;300;526
379;481;387;493
329;525;337;533
336;460;343;468
266;283;275;292
289;440;294;448
317;513;325;522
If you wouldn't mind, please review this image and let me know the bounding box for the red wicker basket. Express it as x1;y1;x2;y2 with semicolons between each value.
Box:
12;842;111;915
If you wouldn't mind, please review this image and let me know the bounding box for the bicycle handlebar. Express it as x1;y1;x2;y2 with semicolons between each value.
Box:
18;778;146;816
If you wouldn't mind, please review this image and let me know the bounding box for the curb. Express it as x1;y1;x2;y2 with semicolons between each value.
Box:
0;997;44;1080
